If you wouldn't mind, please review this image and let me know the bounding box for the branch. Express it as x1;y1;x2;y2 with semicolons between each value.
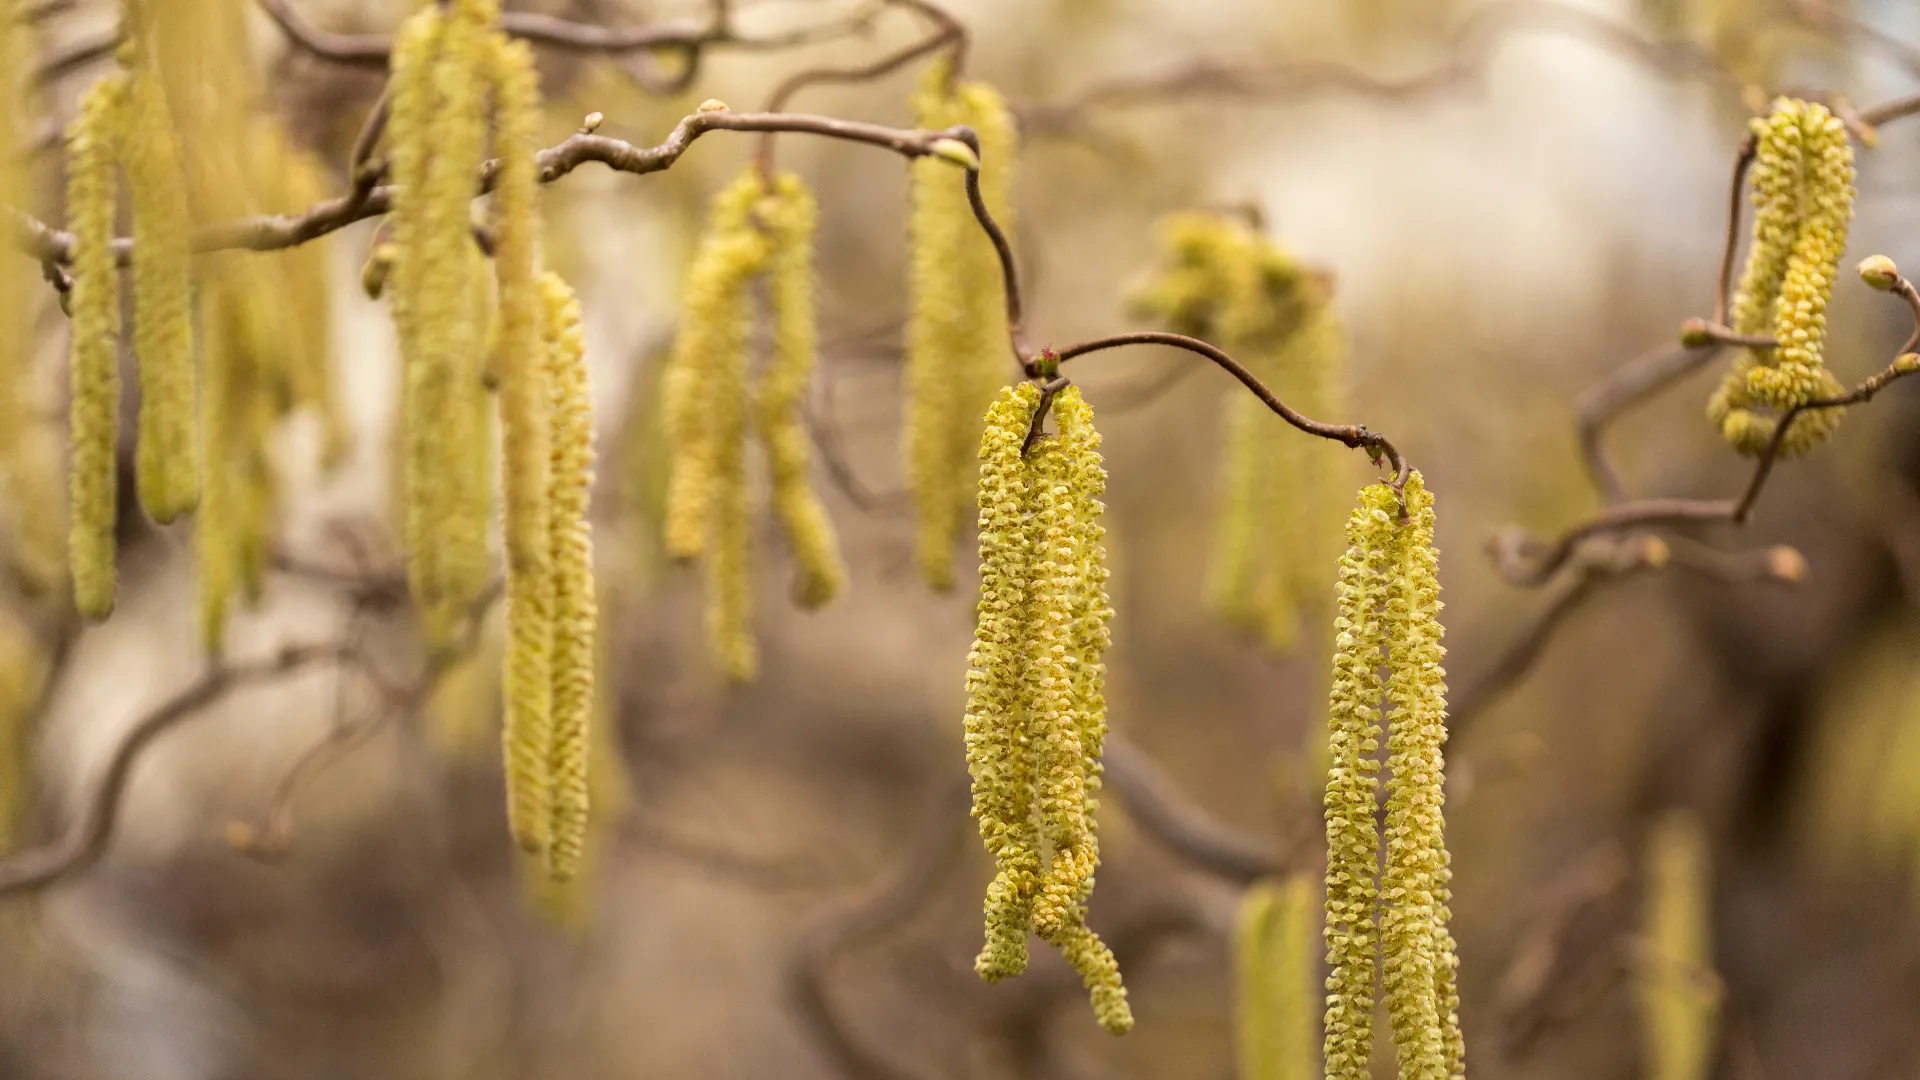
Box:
1102;733;1285;884
1576;341;1724;504
1015;0;1743;135
0;641;359;896
28;27;116;88
12;108;973;265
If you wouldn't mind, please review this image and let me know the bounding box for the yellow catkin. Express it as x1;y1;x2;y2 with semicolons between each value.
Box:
540;272;596;882
1323;482;1390;1080
904;59;1018;589
195;270;241;652
484;31;558;854
1380;472;1455;1080
662;173;771;680
1131;213;1342;650
1236;876;1319;1080
0;611;43;851
1638;812;1721;1080
755;172;846;608
123;43;199;525
65;75;128;620
1707;98;1854;458
963;383;1128;1034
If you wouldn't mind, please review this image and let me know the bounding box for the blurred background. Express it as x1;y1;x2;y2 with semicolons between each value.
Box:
7;0;1920;1077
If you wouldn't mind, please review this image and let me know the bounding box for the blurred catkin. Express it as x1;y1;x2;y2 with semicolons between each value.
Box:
123;45;199;524
662;173;768;681
1236;876;1318;1080
1130;212;1346;650
65;75;128;620
754;172;845;608
1638;812;1721;1080
963;383;1129;1035
541;272;597;883
904;58;1017;589
1707;98;1854;458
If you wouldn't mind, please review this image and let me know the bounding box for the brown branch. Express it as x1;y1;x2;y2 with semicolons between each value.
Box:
1054;331;1410;487
1015;0;1742;135
1713;134;1758;328
0;641;359;896
1576;342;1725;504
1102;733;1284;884
785;775;972;1080
27;27;117;88
13;109;972;265
960;156;1033;373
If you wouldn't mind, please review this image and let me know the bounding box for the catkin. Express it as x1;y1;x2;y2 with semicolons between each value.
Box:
1131;212;1344;650
1638;812;1720;1080
904;59;1018;589
1707;98;1854;458
963;382;1129;1035
541;272;597;882
1323;472;1463;1079
65;75;128;620
1236;876;1319;1080
754;172;846;608
123;46;198;524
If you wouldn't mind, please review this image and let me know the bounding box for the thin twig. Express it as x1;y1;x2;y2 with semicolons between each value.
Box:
1576;342;1724;504
1713;134;1758;328
28;27;116;88
1102;733;1283;884
0;641;359;896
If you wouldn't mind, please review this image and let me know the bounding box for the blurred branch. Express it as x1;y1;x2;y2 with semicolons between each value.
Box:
786;775;971;1080
1014;0;1746;136
0;640;360;896
27;27;116;88
1494;841;1632;1061
1103;733;1285;884
1576;341;1725;504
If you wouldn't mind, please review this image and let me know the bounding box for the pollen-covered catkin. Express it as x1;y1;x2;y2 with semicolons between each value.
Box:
962;383;1129;1034
1236;876;1319;1080
1323;482;1391;1080
754;173;846;608
1638;812;1721;1080
540;272;596;883
904;59;1018;589
124;49;199;524
65;75;128;620
1708;98;1854;458
1380;471;1455;1080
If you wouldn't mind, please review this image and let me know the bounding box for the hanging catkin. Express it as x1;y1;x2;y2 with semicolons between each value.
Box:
65;75;128;620
123;40;199;525
755;173;846;609
904;58;1017;590
1637;812;1721;1080
1236;876;1319;1080
963;382;1130;1035
662;173;768;682
541;271;597;882
1130;212;1345;650
1707;98;1854;458
1323;472;1463;1080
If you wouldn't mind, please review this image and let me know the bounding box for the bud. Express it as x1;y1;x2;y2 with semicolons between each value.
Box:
1767;545;1808;584
697;98;729;112
928;137;979;169
581;111;603;133
1858;254;1899;291
1641;536;1671;568
360;242;396;299
1679;317;1712;348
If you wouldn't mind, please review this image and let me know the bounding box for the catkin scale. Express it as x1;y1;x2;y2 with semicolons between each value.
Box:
963;383;1129;1035
65;75;128;621
124;52;199;524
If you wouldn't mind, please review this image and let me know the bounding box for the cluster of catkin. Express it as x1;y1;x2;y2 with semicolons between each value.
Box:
63;22;200;619
1707;97;1855;457
1236;875;1319;1080
1129;212;1346;651
382;0;599;880
904;59;1018;590
662;169;845;683
1323;472;1464;1080
1636;812;1721;1080
963;382;1131;1035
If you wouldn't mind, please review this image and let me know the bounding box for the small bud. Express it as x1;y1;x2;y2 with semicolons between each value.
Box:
697;99;729;113
1767;545;1808;584
1858;254;1899;291
360;242;396;300
928;137;979;170
1640;536;1671;568
581;111;604;133
224;821;255;851
1679;317;1713;348
1895;352;1920;374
